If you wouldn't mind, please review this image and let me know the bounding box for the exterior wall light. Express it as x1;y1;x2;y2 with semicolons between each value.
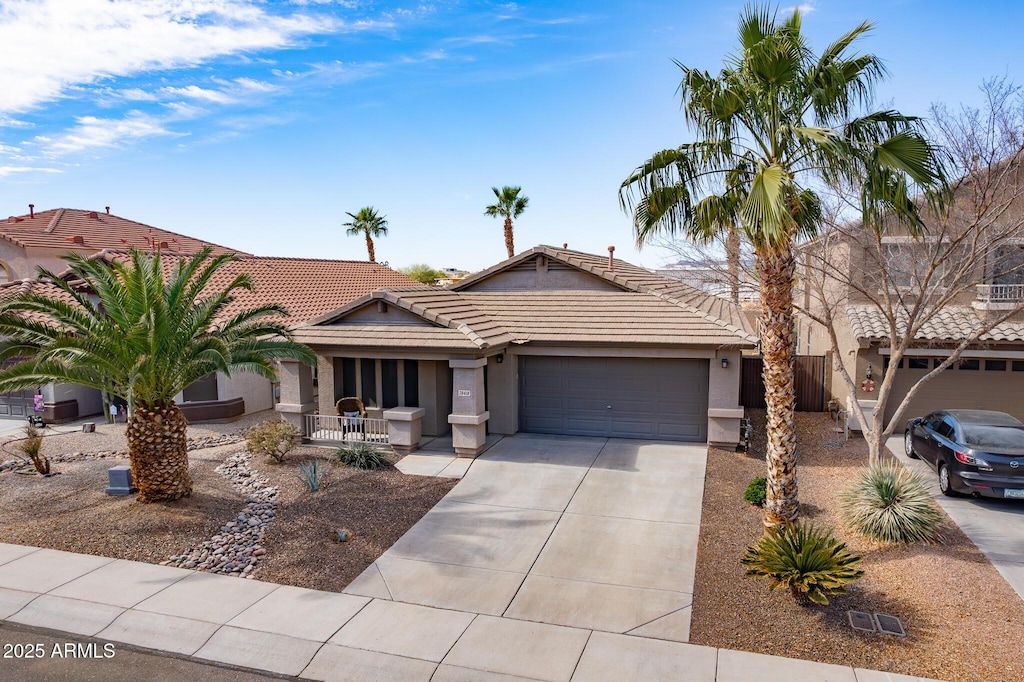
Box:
496;354;504;364
865;364;873;380
721;358;729;369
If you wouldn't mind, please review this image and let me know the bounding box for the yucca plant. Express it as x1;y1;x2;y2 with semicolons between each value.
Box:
839;460;943;544
742;522;864;604
335;442;390;470
293;460;329;492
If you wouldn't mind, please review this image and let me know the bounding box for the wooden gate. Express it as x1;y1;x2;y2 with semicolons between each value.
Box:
741;355;826;412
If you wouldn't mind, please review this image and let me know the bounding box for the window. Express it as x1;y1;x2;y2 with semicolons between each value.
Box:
381;359;399;409
985;360;1007;372
958;358;980;371
182;373;218;402
1013;361;1024;372
992;245;1024;286
339;358;356;398
404;360;419;408
908;358;929;369
883;243;943;288
360;358;377;407
883;357;903;370
933;359;947;370
936;419;957;440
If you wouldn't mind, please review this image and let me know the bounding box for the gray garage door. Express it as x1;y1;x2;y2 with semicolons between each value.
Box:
519;356;709;441
0;389;34;419
886;358;1024;423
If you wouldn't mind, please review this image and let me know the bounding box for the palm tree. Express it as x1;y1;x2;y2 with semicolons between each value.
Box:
343;207;388;262
0;249;315;502
620;5;946;528
485;186;529;258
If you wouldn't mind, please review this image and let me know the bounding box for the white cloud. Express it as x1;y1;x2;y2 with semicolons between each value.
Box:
780;3;816;15
0;166;63;177
39;112;180;154
0;0;353;113
161;85;236;104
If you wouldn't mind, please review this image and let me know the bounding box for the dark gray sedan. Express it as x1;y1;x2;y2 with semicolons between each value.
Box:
904;410;1024;499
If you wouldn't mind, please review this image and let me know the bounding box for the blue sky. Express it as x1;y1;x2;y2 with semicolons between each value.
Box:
1;0;1022;271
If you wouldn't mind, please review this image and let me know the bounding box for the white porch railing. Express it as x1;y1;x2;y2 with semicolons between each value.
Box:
303;413;389;445
977;283;1024;303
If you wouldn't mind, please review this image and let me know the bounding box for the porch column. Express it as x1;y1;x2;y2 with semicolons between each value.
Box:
707;350;743;449
317;356;335;415
448;358;489;458
276;359;316;433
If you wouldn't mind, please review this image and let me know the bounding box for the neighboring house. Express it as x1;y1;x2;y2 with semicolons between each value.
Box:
802;188;1024;425
0;206;244;283
0;209;423;422
654;260;759;304
281;245;756;454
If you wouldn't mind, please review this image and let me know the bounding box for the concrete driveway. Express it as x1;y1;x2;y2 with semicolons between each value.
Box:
887;436;1024;601
345;434;706;641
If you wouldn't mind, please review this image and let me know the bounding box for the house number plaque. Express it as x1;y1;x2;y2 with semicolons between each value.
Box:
458;390;472;397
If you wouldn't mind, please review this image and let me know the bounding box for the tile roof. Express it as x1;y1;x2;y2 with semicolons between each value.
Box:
0;278;81;326
461;291;752;346
846;305;1024;343
0;208;245;256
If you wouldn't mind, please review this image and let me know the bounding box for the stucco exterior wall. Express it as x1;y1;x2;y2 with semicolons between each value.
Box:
218;371;274;414
0;242;72;283
42;383;103;417
335;305;432;325
462;259;620;292
486;352;517;435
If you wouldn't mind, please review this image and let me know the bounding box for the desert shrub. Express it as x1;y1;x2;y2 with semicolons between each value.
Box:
839;460;943;545
742;522;864;605
744;476;767;506
17;424;50;475
335;442;390;470
294;460;329;492
246;420;300;463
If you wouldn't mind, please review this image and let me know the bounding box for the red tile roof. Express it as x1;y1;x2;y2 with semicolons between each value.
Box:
1;208;245;256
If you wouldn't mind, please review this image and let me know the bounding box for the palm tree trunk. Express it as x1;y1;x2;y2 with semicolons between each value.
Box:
504;217;515;258
126;403;191;503
726;224;741;305
365;232;376;262
757;246;799;529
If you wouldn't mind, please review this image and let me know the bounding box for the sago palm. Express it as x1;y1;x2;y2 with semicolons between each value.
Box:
343;207;388;262
0;248;315;502
485;186;529;258
620;5;946;528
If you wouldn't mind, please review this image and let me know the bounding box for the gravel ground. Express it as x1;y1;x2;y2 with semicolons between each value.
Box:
250;446;457;593
0;445;244;563
0;414;456;597
690;409;1024;682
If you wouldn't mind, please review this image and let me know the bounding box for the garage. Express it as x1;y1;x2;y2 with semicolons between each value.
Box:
518;356;709;441
885;357;1024;423
0;389;34;419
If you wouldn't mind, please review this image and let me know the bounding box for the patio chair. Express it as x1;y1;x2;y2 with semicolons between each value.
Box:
336;397;366;436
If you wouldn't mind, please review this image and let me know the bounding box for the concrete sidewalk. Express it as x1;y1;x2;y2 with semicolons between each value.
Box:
0;543;939;681
886;436;1024;601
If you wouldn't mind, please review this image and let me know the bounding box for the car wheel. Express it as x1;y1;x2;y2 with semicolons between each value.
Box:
904;430;918;459
938;464;959;497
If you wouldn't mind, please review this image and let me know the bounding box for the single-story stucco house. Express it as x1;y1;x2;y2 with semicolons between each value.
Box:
278;245;756;455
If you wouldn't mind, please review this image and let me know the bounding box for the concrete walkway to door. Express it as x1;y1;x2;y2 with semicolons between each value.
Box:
345;434;704;640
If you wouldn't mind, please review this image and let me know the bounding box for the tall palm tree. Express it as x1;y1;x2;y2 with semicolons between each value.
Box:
620;5;946;528
343;207;388;262
485;186;529;258
0;249;315;502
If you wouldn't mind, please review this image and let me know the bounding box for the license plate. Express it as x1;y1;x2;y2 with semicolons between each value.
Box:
1005;489;1024;499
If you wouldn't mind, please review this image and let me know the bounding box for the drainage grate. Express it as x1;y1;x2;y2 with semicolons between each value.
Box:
874;613;906;637
847;611;875;632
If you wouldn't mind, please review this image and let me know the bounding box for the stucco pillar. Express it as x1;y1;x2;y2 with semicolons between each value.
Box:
448;358;489;457
276;359;316;433
384;406;426;454
707;350;743;449
317;355;335;415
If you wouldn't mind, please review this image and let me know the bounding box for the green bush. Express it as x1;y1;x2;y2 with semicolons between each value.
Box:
839;460;943;545
336;442;391;470
744;477;767;506
246;420;300;464
742;522;864;605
